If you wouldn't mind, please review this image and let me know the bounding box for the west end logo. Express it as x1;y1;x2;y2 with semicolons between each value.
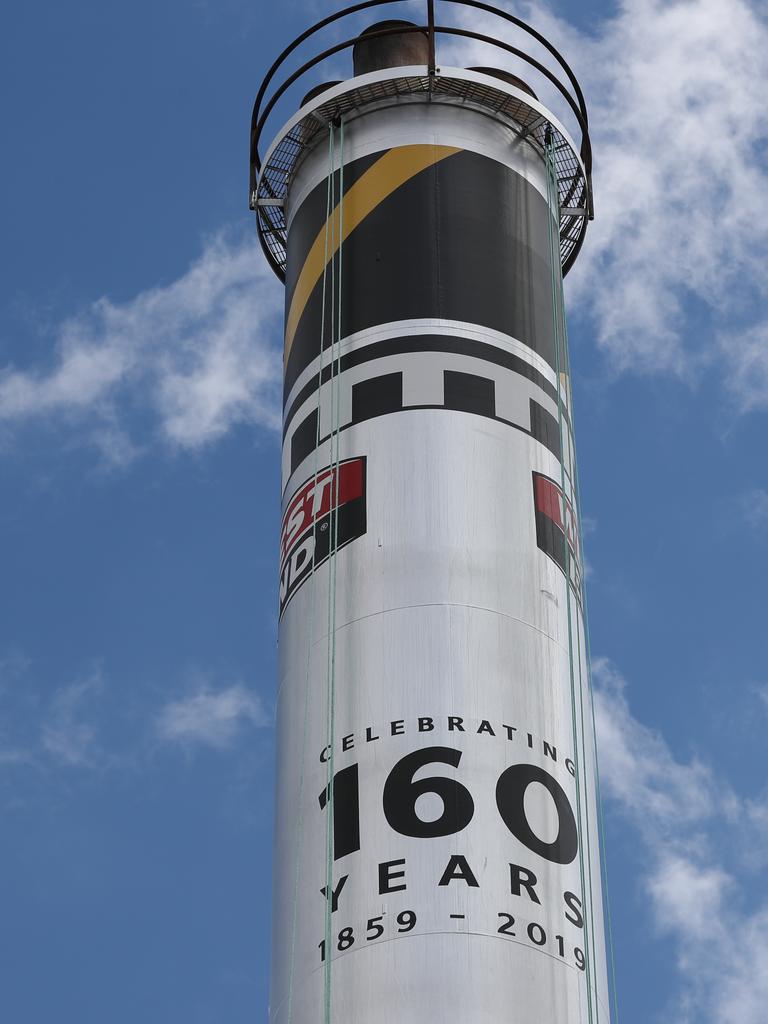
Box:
279;457;367;618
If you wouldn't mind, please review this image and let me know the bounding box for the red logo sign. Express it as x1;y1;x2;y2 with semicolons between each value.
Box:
532;472;582;595
279;458;367;618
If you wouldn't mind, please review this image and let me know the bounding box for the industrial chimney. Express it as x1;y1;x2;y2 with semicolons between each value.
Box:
250;3;606;1022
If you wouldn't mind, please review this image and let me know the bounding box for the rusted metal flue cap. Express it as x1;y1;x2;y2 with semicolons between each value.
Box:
353;20;430;75
467;67;538;100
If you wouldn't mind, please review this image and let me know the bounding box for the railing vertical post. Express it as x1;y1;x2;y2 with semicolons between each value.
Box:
427;0;436;74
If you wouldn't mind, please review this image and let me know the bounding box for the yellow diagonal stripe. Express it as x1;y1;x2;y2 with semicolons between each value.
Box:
284;144;461;365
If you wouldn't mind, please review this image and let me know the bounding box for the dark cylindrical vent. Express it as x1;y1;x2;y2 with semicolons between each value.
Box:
353;20;430;75
301;81;342;107
467;67;538;100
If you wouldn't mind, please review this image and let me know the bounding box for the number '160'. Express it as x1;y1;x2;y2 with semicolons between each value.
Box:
319;746;579;866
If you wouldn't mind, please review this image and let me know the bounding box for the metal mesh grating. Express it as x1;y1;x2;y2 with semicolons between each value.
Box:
256;71;588;279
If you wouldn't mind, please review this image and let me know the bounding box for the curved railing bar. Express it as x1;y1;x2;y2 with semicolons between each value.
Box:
250;0;403;181
249;0;591;195
439;2;593;209
562;211;589;275
440;0;587;127
435;27;590;170
250;1;594;275
250;26;590;203
253;25;429;192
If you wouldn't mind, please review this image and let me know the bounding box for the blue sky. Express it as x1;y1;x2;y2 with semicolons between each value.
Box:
2;1;768;1022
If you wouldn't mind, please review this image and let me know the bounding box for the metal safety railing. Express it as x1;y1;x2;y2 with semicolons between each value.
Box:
249;1;594;277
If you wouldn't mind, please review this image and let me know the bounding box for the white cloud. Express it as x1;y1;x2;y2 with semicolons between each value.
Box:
156;682;270;750
1;658;272;779
567;0;768;378
0;659;106;771
594;657;719;830
448;0;768;390
40;671;103;767
595;657;768;1023
723;324;768;412
739;487;768;529
0;232;283;459
4;0;767;460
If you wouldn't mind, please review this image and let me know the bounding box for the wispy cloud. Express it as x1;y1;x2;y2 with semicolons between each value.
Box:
723;323;768;413
156;681;271;750
595;658;768;1023
0;231;283;461
739;487;768;529
4;1;767;462
1;658;272;775
450;0;768;391
0;661;105;771
40;671;104;767
566;0;768;379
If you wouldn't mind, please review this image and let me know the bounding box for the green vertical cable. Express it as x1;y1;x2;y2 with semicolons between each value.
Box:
565;315;622;1024
580;535;622;1024
572;423;620;1024
545;134;596;1024
324;116;345;1024
322;120;337;1024
551;158;620;1023
286;123;335;1024
556;218;618;1023
574;565;601;1016
554;217;601;1019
